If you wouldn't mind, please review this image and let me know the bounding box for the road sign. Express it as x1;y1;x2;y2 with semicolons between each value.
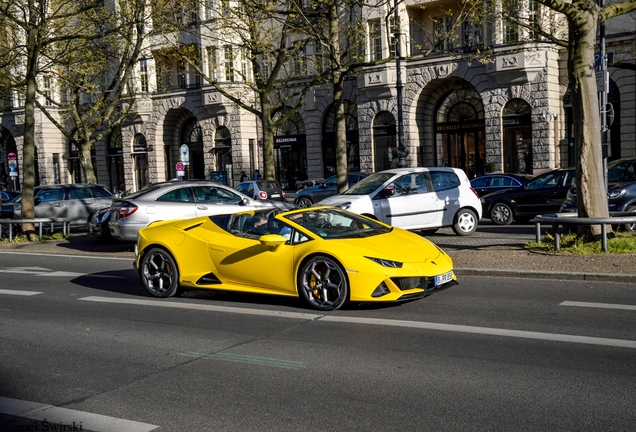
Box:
594;51;603;68
176;162;185;171
8;152;16;161
180;144;190;165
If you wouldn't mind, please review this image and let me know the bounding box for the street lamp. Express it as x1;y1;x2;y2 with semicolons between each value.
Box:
394;0;409;167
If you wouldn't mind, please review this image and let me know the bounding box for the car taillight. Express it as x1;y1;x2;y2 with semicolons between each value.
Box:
470;187;479;199
259;191;268;199
282;190;286;197
114;204;138;219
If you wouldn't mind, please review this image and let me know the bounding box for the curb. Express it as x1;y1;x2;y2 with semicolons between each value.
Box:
455;267;635;284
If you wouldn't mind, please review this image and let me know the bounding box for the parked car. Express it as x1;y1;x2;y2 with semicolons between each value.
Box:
319;167;482;236
480;167;576;225
109;180;294;242
88;207;113;239
470;173;533;197
134;207;456;310
2;184;113;227
1;191;19;203
559;157;636;232
294;173;368;207
234;180;287;202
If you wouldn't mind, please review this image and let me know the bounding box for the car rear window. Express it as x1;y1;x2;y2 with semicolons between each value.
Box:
90;186;113;198
257;181;282;190
430;172;461;191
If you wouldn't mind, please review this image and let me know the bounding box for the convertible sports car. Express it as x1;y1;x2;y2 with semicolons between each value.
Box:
134;207;457;311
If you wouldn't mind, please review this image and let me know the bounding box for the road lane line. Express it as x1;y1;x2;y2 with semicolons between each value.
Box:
320;316;636;349
0;289;42;296
0;396;158;432
79;296;322;320
179;352;307;369
78;296;636;350
0;251;132;261
560;301;636;311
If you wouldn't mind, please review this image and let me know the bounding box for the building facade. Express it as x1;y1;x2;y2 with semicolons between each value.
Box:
1;1;634;194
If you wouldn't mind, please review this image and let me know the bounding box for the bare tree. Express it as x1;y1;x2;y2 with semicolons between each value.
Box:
0;0;150;240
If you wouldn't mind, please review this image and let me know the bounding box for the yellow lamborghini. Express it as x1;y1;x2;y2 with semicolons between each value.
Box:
134;207;457;311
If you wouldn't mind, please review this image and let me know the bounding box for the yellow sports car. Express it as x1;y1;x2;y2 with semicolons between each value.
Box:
134;207;457;311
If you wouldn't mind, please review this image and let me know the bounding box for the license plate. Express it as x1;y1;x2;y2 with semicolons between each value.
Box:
434;271;453;286
270;194;280;198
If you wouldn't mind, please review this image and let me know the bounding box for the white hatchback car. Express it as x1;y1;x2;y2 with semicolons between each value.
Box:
319;167;482;235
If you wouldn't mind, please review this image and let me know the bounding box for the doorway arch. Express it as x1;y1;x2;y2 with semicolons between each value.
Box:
434;89;485;178
502;99;532;174
180;117;204;179
322;101;359;178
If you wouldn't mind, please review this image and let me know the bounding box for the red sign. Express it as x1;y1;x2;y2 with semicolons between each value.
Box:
176;162;185;171
8;152;16;161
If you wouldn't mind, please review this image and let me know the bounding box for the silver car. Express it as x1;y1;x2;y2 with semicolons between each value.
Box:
109;180;294;241
5;183;113;227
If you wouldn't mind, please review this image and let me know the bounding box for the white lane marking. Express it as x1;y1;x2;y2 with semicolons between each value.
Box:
0;396;158;432
0;289;42;296
79;296;636;350
0;251;132;261
0;267;124;278
560;301;636;311
79;296;322;320
320;316;636;349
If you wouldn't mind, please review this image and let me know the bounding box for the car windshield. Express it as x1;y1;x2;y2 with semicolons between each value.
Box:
343;172;394;195
283;208;391;239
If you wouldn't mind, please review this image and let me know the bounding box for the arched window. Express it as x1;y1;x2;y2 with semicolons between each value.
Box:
322;101;359;177
435;89;485;178
502;99;532;174
373;111;397;172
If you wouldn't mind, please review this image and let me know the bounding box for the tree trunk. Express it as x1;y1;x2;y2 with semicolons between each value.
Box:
261;98;276;181
21;24;39;241
567;5;610;238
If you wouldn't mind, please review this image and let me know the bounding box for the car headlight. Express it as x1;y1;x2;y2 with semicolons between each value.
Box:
365;256;403;268
335;202;351;210
608;188;626;200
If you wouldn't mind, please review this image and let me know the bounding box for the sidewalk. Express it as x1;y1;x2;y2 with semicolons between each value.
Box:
1;227;635;283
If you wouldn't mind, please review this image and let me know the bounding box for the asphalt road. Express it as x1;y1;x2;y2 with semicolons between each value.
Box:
1;251;635;431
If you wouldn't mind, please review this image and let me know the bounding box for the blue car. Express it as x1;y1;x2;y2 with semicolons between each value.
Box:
294;173;368;207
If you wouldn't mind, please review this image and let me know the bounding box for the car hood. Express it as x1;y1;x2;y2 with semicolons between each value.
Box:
318;194;368;206
335;229;447;264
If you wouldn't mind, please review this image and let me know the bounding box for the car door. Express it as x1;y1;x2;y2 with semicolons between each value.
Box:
470;176;492;196
33;188;67;220
193;186;248;216
376;172;441;229
207;218;298;293
66;186;96;224
514;171;572;215
152;186;199;220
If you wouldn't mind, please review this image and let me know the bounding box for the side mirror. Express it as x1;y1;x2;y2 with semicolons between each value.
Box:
240;198;250;206
379;187;395;198
259;234;287;248
34;197;41;206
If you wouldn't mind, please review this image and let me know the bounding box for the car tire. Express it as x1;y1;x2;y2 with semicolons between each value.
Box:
298;255;349;311
490;202;513;225
624;205;636;232
452;209;478;236
140;247;180;298
296;197;313;208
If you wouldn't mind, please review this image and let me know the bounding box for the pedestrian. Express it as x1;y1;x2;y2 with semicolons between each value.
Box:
253;169;260;180
240;171;248;182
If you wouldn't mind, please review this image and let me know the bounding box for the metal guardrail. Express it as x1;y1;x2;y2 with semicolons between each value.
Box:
0;218;71;242
534;212;636;253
